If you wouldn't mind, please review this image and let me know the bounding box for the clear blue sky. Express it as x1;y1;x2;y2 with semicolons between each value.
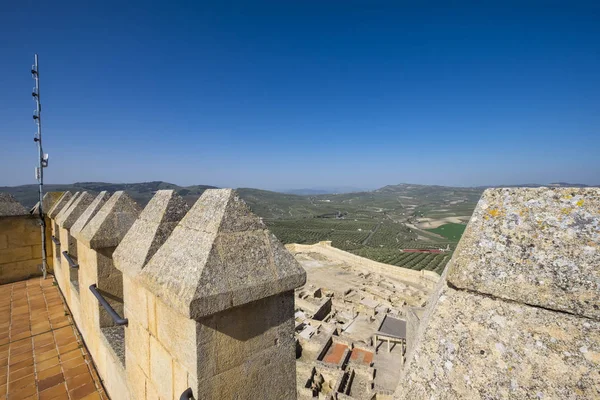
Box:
1;1;599;190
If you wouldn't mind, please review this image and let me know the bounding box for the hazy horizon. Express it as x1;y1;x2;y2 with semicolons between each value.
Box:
1;3;599;188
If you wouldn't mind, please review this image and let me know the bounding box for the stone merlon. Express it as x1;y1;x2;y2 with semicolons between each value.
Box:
47;191;73;219
56;191;95;229
0;193;28;217
78;191;141;249
113;189;189;277
138;188;307;320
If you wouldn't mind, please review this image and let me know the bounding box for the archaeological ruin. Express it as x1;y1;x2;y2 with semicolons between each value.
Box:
0;187;598;399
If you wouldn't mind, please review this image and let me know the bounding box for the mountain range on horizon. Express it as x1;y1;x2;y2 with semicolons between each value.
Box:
1;180;597;210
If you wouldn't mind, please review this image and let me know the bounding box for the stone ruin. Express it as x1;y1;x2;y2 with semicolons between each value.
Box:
1;186;598;399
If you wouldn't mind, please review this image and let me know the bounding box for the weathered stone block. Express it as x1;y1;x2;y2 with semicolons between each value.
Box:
397;284;600;399
123;275;148;330
155;296;197;373
150;335;173;400
0;259;41;284
139;189;306;320
173;360;189;399
0;246;32;264
125;319;150;376
448;187;600;320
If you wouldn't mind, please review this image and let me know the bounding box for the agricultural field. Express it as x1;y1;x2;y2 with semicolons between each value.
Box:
426;223;467;241
254;184;483;273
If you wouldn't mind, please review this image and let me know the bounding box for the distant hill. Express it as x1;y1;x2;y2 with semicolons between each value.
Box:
0;181;217;209
284;186;368;195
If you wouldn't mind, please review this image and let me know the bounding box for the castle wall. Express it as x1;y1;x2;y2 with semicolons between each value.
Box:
0;215;53;284
48;189;306;400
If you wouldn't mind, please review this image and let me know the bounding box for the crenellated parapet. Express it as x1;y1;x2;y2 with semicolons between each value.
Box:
395;188;600;399
47;188;306;400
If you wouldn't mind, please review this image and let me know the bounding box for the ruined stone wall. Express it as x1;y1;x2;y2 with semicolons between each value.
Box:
0;193;55;284
49;189;306;400
287;241;439;289
395;188;600;399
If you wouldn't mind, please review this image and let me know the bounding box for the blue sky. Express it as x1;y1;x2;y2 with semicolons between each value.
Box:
1;1;599;190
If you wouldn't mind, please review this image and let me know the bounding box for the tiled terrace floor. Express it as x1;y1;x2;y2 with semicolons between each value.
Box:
0;277;107;399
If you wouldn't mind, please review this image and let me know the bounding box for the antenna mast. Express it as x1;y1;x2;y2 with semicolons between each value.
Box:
32;54;48;279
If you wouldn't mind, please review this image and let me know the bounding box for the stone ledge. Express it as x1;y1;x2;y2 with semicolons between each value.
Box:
396;283;600;399
447;187;600;320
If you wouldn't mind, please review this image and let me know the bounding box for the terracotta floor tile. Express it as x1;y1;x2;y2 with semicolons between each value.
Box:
56;336;77;348
9;351;33;366
37;348;59;362
8;364;34;382
60;349;83;362
63;364;89;380
37;364;62;381
62;356;85;371
52;319;71;329
6;382;36;400
10;338;32;351
65;371;93;391
58;341;79;355
69;382;96;400
10;343;33;357
81;392;102;400
7;373;35;391
39;382;68;400
36;355;59;372
1;278;103;400
35;342;56;356
9;357;33;371
37;372;65;392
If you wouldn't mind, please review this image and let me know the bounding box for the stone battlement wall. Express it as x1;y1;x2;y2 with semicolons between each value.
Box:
0;193;54;284
286;241;440;290
46;189;306;400
395;188;600;399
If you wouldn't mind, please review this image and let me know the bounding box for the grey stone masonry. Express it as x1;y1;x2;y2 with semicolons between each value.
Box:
138;188;307;320
113;189;189;276
395;187;600;400
56;192;95;229
78;191;141;250
71;191;111;240
0;193;28;217
47;191;73;219
447;187;600;319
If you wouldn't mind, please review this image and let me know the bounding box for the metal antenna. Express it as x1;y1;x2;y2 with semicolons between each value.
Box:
32;54;48;279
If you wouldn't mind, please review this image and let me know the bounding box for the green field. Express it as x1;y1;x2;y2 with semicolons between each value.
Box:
426;223;467;241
